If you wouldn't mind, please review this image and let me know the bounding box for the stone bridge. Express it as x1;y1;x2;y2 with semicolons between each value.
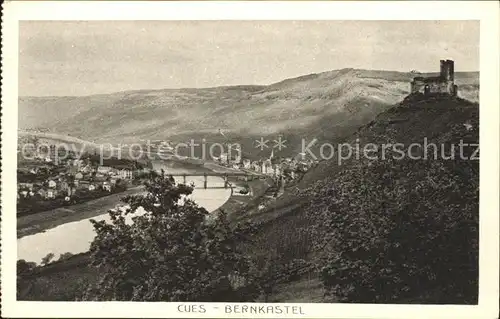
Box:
168;172;255;189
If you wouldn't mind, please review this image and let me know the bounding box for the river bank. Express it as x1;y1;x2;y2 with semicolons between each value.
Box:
17;160;274;300
17;159;272;264
17;186;145;238
17;160;226;239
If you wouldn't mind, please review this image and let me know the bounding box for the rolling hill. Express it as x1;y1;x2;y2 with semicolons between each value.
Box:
19;69;479;159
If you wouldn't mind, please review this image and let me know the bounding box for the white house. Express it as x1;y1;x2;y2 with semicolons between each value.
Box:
103;182;112;192
97;166;113;175
73;159;84;167
119;169;132;179
19;183;34;191
219;153;228;163
251;161;261;172
242;159;251;169
272;165;282;177
80;164;93;173
261;162;267;174
261;159;272;175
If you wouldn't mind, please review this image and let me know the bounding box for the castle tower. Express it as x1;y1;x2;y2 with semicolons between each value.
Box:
411;60;457;97
440;59;454;81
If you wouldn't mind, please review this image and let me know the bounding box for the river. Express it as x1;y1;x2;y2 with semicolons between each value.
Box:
17;162;232;264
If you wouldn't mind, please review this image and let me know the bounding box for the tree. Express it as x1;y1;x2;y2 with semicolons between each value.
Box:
305;156;478;303
17;259;37;275
17;259;38;298
40;253;55;266
58;252;74;261
82;170;259;301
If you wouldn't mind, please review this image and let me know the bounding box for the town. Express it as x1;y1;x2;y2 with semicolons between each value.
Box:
17;136;152;216
17;135;319;216
144;138;318;184
211;148;319;198
145;138;319;190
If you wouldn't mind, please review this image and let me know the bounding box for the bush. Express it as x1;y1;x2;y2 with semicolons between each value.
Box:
41;253;55;266
17;259;38;298
81;170;261;301
305;156;478;303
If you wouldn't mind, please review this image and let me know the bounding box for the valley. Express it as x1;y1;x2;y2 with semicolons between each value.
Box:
19;68;479;156
17;68;480;304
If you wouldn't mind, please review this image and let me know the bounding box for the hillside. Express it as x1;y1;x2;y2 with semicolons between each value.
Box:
19;69;479;159
17;92;480;303
249;94;479;303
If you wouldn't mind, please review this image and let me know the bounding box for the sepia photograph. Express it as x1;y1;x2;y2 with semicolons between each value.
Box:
2;1;499;318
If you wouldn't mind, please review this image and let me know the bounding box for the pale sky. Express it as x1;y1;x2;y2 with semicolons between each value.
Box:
19;20;479;97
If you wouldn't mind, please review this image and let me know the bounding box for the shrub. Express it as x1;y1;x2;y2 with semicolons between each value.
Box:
305;156;478;303
81;170;260;301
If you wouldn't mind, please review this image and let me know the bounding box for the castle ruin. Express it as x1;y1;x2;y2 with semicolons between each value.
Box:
410;60;458;96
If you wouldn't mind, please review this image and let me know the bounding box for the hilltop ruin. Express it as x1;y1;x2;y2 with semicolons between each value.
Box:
411;60;458;96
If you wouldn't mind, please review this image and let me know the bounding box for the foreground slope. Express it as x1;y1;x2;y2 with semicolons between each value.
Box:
252;94;479;303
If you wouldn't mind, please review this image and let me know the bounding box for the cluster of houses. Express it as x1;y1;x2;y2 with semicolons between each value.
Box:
17;156;139;202
216;151;317;182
